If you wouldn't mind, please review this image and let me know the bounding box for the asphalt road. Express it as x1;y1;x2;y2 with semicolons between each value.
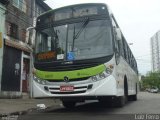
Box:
16;92;160;120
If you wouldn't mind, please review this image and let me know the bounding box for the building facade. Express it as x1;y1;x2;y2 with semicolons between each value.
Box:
0;0;51;98
151;31;160;72
0;0;9;97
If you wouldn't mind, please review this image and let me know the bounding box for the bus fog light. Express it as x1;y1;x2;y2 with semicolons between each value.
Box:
87;84;93;89
44;86;49;91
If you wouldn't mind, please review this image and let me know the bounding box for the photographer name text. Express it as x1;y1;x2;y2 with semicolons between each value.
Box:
135;114;160;120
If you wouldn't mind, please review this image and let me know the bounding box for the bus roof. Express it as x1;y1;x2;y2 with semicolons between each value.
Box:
37;3;108;19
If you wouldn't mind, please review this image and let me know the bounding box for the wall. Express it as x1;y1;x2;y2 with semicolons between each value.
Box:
5;0;33;42
0;4;5;92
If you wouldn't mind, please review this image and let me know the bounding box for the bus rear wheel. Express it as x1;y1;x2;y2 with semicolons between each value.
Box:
128;84;137;101
62;101;76;108
132;94;137;101
128;94;137;101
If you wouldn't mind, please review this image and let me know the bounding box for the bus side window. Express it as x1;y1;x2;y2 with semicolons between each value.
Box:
125;42;129;63
119;36;125;57
128;49;131;65
122;38;127;60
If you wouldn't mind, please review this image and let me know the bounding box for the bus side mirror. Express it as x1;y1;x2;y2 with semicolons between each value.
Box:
26;27;35;48
115;28;122;41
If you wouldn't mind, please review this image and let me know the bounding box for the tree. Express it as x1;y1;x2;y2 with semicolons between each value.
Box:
141;71;160;90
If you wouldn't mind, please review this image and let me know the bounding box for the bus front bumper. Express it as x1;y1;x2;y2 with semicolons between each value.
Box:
32;75;118;98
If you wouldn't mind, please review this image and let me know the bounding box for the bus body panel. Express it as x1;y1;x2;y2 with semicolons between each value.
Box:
115;56;138;96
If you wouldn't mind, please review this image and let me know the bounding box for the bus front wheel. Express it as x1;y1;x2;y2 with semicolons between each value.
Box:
114;96;125;107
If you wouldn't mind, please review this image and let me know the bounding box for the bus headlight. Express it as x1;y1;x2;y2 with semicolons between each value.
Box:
91;76;98;82
105;68;112;76
34;76;47;85
91;66;113;82
99;72;106;79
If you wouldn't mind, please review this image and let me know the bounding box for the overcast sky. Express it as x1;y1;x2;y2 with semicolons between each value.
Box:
45;0;160;75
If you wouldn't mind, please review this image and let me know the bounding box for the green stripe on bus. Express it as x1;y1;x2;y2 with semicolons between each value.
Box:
35;64;106;80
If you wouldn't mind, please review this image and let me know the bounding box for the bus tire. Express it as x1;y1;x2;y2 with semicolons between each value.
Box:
128;84;137;101
132;94;137;101
62;101;76;108
128;94;137;101
133;83;138;101
98;97;113;107
114;96;125;107
124;77;128;103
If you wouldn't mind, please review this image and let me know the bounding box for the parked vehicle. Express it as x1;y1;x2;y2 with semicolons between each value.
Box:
150;88;159;93
146;88;151;92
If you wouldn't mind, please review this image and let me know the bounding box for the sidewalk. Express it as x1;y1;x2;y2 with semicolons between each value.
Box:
0;98;61;115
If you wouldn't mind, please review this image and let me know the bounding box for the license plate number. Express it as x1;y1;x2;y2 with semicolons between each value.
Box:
60;86;74;91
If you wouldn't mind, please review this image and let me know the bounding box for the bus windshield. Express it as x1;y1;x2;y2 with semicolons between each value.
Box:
35;19;113;62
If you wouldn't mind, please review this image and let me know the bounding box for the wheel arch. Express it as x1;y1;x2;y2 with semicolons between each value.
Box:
124;75;128;96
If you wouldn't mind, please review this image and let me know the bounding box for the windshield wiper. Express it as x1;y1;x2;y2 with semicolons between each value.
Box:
50;27;59;51
72;17;90;51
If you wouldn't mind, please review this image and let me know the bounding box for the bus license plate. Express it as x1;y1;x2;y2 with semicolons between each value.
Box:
60;86;74;91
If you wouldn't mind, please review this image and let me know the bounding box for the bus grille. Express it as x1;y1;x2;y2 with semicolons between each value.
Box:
48;84;92;94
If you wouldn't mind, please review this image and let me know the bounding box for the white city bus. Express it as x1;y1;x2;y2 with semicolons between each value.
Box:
31;3;138;108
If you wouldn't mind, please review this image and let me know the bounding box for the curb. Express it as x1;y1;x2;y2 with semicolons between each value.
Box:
0;104;61;118
0;108;35;118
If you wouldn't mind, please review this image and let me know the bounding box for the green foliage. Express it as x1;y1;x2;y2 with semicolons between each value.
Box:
141;71;160;89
